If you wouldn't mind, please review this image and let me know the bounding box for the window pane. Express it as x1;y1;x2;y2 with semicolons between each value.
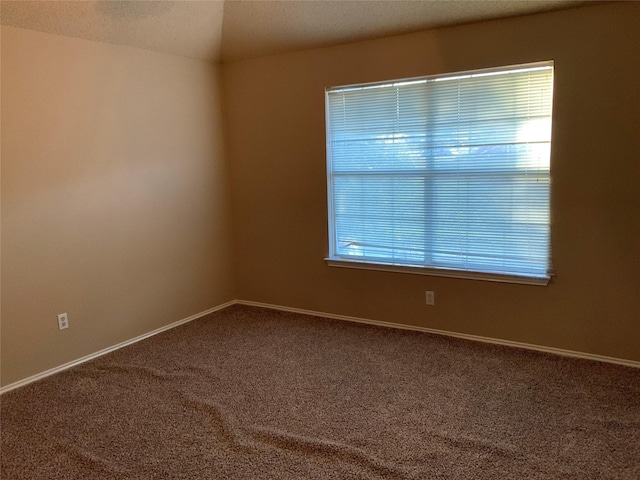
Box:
326;63;554;280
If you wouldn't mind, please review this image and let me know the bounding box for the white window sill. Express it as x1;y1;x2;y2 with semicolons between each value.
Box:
325;257;551;286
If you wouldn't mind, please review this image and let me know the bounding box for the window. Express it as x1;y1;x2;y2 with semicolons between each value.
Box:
325;62;554;285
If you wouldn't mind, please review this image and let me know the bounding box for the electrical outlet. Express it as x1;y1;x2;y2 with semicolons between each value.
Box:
425;291;435;306
57;313;69;330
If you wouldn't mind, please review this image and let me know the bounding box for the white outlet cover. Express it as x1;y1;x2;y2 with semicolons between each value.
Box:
57;313;69;330
425;291;435;305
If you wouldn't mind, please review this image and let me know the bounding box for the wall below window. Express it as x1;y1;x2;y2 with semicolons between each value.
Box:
1;27;235;386
223;3;640;362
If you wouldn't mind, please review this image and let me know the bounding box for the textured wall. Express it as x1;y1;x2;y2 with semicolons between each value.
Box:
223;3;640;361
1;27;235;386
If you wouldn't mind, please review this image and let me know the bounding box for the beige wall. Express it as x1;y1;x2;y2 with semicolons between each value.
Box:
223;3;640;361
2;3;639;388
1;27;235;386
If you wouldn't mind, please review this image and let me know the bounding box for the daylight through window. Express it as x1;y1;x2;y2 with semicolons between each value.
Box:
325;62;554;284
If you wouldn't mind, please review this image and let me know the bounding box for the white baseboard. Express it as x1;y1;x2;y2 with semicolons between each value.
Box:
0;300;236;395
3;298;637;394
237;300;640;369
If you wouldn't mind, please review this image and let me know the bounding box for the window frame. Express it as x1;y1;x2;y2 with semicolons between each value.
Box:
324;62;554;286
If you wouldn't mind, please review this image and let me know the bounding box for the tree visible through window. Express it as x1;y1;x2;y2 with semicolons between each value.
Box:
325;62;554;283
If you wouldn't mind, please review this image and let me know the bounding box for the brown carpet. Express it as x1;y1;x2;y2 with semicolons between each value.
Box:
2;305;639;479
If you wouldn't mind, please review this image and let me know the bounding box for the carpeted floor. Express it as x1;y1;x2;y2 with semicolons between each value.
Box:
2;305;639;479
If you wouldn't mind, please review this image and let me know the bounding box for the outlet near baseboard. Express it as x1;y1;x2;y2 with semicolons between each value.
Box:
57;313;69;330
425;291;435;305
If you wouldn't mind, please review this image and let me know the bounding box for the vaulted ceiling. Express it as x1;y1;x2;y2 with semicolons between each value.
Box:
1;0;589;62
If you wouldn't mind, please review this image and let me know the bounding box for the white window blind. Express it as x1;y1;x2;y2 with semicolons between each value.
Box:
325;62;554;283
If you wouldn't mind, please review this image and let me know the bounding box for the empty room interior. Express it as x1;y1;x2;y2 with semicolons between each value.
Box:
1;1;639;478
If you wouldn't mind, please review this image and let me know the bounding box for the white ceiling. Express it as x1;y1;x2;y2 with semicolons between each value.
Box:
1;0;589;62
